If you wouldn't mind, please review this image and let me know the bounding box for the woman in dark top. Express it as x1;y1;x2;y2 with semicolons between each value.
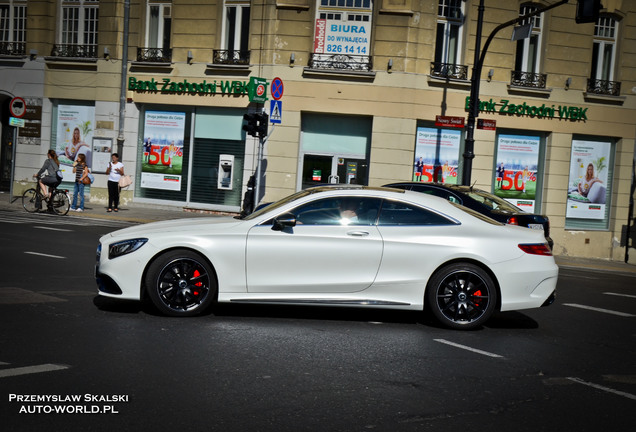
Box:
71;153;89;211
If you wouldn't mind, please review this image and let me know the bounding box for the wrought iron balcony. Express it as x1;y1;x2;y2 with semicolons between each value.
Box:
587;78;621;96
430;62;468;80
0;42;26;56
212;49;250;66
510;70;547;89
51;44;97;58
309;53;372;72
137;47;172;63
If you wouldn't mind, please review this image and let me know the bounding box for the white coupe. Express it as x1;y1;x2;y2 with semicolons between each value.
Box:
95;186;558;329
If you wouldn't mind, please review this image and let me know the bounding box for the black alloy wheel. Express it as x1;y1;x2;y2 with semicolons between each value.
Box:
427;263;497;330
145;250;217;316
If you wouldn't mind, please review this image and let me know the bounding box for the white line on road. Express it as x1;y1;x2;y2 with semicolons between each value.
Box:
563;303;635;317
604;292;636;299
24;252;66;259
0;364;69;378
34;226;72;232
434;339;504;358
567;377;636;401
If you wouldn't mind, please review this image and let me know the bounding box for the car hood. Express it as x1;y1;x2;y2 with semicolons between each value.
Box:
101;216;242;241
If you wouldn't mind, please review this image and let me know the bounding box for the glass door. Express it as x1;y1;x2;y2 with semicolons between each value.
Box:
301;154;368;189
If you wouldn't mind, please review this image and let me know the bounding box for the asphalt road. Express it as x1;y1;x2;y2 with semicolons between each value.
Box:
0;209;634;432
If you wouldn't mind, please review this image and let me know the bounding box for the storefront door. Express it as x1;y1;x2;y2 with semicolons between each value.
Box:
301;154;368;189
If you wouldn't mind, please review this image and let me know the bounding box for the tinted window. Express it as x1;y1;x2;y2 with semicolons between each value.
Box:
378;200;457;226
292;197;381;226
410;185;462;205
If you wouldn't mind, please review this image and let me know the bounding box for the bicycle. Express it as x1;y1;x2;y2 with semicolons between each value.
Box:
22;180;71;215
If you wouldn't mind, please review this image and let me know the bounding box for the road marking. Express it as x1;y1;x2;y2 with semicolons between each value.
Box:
604;292;636;299
434;339;504;358
34;226;72;232
0;364;69;378
563;303;635;317
24;252;66;259
567;377;636;401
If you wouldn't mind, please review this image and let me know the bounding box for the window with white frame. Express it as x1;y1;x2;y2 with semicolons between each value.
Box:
59;0;99;56
433;0;465;79
218;0;250;64
146;2;171;49
591;16;617;83
514;3;542;73
0;0;26;55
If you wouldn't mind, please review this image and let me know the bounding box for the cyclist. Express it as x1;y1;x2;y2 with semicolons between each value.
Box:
34;149;62;200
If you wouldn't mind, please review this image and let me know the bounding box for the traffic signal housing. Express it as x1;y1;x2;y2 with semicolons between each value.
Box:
576;0;602;24
242;112;269;138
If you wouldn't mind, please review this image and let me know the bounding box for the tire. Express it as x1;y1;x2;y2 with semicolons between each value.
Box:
22;189;40;213
426;263;497;330
145;250;217;317
51;190;70;215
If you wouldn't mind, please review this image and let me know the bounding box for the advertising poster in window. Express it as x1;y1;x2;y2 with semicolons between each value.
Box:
56;105;95;181
494;134;540;212
566;140;610;219
313;18;370;56
413;127;461;184
140;111;186;191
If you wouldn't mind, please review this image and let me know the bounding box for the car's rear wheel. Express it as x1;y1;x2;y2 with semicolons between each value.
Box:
426;263;497;330
145;250;217;317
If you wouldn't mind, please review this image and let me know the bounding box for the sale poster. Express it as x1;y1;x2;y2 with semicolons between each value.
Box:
494;134;540;212
566;140;610;220
140;111;186;191
413;127;461;184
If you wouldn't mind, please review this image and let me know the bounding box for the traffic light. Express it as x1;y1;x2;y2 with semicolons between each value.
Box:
242;112;269;138
576;0;602;24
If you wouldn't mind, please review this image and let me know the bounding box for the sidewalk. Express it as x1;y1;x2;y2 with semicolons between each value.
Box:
2;192;636;275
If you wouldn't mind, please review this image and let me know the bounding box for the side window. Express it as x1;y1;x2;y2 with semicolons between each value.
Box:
292;197;380;226
378;200;456;226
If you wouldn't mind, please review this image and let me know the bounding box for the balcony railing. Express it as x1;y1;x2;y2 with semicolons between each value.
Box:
309;53;372;72
212;49;250;66
51;44;97;58
0;41;26;56
137;47;172;63
430;62;468;80
510;70;547;89
587;78;621;96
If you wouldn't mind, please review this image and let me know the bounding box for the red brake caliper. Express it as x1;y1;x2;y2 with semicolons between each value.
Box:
193;269;202;296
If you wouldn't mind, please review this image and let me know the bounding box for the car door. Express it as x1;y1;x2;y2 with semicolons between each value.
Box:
245;196;383;293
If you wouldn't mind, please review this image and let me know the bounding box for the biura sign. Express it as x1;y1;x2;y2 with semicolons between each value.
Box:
465;97;588;121
128;77;249;96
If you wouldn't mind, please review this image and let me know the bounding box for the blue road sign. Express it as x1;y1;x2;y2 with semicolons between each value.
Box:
271;77;284;100
270;100;282;124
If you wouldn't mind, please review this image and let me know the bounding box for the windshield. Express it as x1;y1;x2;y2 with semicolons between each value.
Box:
464;189;521;213
242;189;312;220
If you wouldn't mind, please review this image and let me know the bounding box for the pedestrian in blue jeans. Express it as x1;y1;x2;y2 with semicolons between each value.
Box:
71;153;89;212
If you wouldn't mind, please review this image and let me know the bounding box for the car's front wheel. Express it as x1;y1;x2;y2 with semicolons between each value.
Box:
426;263;497;330
145;250;217;316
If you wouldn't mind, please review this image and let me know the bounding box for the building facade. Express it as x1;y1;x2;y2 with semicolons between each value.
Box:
1;0;635;261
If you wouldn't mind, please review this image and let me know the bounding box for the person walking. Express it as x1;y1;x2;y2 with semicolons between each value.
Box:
106;153;124;212
71;153;89;212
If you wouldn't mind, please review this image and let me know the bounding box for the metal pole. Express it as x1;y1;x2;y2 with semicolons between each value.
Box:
117;0;130;156
9;126;17;202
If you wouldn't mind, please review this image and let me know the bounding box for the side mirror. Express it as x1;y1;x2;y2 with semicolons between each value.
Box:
272;212;297;231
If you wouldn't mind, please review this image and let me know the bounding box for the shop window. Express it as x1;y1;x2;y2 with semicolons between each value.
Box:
139;1;172;62
53;0;98;58
432;0;466;80
588;16;621;96
310;0;373;72
214;0;250;65
512;3;546;88
0;0;26;56
413;126;462;185
565;137;615;231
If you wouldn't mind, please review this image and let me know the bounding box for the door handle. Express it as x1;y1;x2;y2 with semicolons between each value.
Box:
347;231;369;237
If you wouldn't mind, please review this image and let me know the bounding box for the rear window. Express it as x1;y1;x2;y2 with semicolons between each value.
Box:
449;201;503;225
378;200;458;226
465;190;520;212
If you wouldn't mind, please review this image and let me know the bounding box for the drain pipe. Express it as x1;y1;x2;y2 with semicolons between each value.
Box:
117;0;130;156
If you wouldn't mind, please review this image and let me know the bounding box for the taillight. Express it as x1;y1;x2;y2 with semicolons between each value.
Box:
507;216;519;225
518;243;552;256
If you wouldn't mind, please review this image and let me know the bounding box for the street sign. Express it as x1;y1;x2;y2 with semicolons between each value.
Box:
270;100;282;124
9;97;26;118
248;77;268;103
477;119;496;130
271;77;284;100
9;117;25;127
435;115;465;128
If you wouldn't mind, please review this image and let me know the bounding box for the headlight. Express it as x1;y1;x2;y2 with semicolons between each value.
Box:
108;238;148;259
